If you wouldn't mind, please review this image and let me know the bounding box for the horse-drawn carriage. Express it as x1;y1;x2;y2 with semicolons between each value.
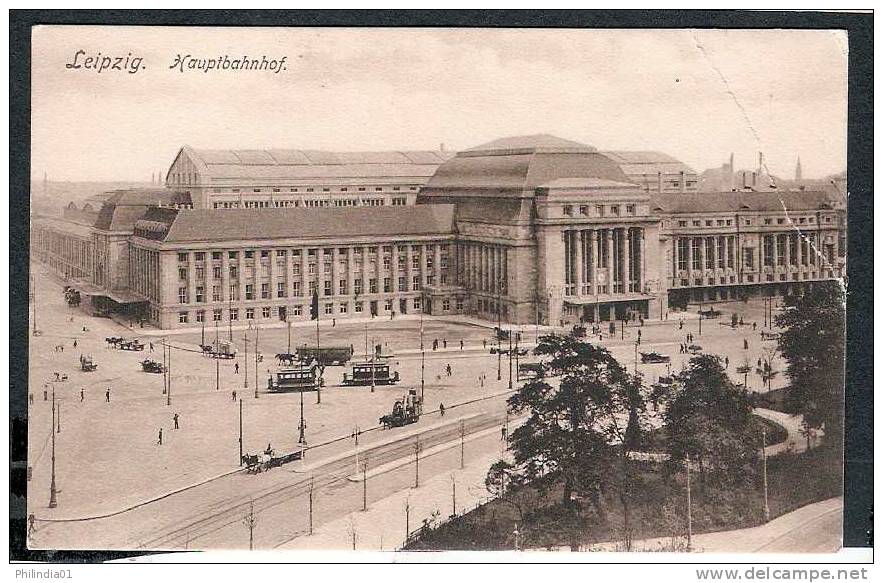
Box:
79;355;98;372
275;352;297;366
379;389;423;429
105;336;125;347
241;447;303;474
141;359;165;374
295;346;353;367
640;351;671;364
204;340;237;359
698;308;722;319
687;344;703;354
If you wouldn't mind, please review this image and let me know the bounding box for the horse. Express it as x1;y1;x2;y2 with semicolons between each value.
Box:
276;353;296;366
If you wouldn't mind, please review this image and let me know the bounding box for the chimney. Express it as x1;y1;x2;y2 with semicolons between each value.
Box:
679;170;686;193
728;153;735;191
742;171;747;190
758;152;764;174
657;171;663;194
752;171;757;187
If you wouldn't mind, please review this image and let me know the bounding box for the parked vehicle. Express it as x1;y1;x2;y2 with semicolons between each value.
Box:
267;363;322;393
296;346;353;366
640;351;671;364
141;359;165;374
79;355;98;372
342;360;400;386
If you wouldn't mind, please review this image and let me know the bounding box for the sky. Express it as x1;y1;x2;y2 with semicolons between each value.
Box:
31;26;848;182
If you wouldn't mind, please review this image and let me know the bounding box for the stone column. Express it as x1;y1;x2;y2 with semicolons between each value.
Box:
796;234;803;269
573;230;583;296
606;229;614;294
772;235;778;268
434;244;442;286
300;248;308;303
623;229;631;293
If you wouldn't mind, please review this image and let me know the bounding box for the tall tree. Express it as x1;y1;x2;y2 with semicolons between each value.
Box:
664;354;760;490
776;281;845;449
498;334;647;512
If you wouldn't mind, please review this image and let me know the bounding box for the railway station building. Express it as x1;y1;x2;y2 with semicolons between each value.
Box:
32;134;846;329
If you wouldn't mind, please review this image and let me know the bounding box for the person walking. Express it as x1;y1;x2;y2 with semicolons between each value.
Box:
80;388;84;402
28;513;36;539
232;390;237;402
157;428;163;445
73;339;77;349
724;356;729;369
105;388;111;403
150;342;154;352
235;362;240;374
460;340;464;350
439;402;446;417
752;322;757;331
679;320;684;330
744;339;749;350
482;339;487;349
173;413;179;430
443;338;447;349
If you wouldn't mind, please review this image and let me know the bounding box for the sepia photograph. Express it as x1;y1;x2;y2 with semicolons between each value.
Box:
11;14;872;567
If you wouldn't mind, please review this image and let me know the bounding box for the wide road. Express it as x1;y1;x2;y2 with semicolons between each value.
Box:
32;405;508;551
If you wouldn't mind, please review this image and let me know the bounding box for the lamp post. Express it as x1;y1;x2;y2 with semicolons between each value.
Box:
685;453;693;552
497;279;502;382
238;398;243;465
254;324;259;399
167;340;172;406
243;332;249;392
420;312;425;400
215;321;220;391
298;388;306;444
370;337;376;393
761;428;770;522
49;387;58;508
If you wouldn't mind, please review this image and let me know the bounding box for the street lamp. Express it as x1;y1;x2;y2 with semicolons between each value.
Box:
49;387;58;508
298;388;306;444
497;279;503;382
761;428;770;522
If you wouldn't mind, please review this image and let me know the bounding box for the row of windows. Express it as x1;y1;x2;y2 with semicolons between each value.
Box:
675;215;826;229
176;273;444;304
177;244;450;263
675;271;824;287
211;186;418;194
177;259;448;283
212;196;406;209
562;204;636;218
176;295;456;324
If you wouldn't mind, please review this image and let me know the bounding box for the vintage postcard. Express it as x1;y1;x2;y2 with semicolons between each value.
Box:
22;23;855;558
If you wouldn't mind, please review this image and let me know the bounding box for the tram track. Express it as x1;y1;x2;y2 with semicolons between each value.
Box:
131;411;505;549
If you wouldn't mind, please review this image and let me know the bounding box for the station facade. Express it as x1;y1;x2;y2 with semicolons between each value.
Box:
32;134;846;329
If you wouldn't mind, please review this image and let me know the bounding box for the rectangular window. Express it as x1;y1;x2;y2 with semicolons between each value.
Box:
442;299;451;311
309;280;317;295
678;220;687;227
245;250;254;259
213;266;222;279
245;308;254;320
354;278;363;295
212;285;221;302
427;275;435;286
230;308;239;321
293;281;301;296
213;309;222;322
383;256;391;270
677;238;689;271
324;280;332;296
412;276;421;291
195;286;205;303
339;280;348;295
195;267;205;280
626;205;635;215
691;239;702;271
339;303;348;314
383;277;392;293
563;205;573;217
178;267;187;280
369;278;378;294
195;252;205;261
292;305;302;316
277;282;286;298
179;312;189;324
261;283;270;299
354;301;363;313
323;262;332;274
412;256;420;269
384;299;393;312
456;299;463;311
212;252;222;260
230;284;239;300
413;298;422;310
195;310;205;323
308;263;316;275
398;276;406;291
229;266;238;279
262;307;271;318
245;284;254;300
178;253;188;262
178;287;188;304
293;263;301;276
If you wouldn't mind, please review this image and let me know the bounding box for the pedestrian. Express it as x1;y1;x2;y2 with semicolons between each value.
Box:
637;330;642;340
446;363;452;377
80;388;84;402
725;356;729;369
28;513;36;538
332;318;336;328
482;339;487;349
54;372;60;382
29;393;34;405
439;402;446;417
232;390;237;401
739;316;744;326
73;339;77;349
150;342;154;352
443;339;447;349
480;375;484;388
460;340;464;350
752;322;757;331
173;413;179;429
235;362;240;374
757;358;762;368
501;426;508;440
60;345;64;353
744;339;749;350
679;320;684;330
105;388;110;403
157;428;163;445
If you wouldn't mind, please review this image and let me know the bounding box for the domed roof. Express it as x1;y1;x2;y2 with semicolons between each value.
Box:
422;134;629;194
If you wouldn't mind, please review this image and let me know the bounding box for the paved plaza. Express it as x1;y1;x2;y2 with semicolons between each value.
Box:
28;263;793;548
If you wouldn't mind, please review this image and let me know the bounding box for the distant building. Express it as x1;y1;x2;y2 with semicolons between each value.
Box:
601;150;698;193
